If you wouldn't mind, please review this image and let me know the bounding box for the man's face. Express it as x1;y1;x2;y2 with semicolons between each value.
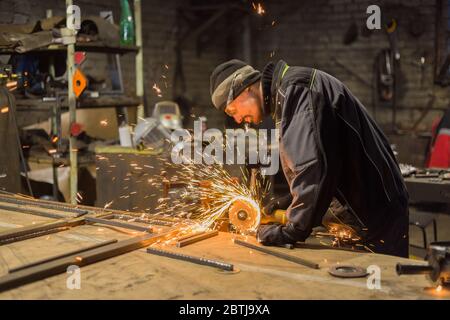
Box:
224;86;263;125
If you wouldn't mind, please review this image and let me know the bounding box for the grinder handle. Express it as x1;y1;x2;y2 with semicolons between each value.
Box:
261;209;287;224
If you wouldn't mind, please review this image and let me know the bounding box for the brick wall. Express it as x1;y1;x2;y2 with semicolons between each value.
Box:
2;0;449;163
251;0;449;134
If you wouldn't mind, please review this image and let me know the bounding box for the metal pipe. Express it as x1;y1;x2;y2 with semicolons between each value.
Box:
147;247;234;271
66;0;77;204
134;0;144;120
9;239;118;273
234;239;320;270
176;230;218;247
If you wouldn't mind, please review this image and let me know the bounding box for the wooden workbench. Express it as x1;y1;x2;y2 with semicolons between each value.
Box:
0;207;445;300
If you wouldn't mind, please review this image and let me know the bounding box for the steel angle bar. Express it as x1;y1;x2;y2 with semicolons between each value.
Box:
234;239;320;270
85;216;152;232
147;247;234;271
0;228;179;293
176;230;218;248
9;239;118;273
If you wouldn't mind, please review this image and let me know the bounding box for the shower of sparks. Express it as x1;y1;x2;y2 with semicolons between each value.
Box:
252;2;265;15
150;158;269;235
100;119;108;126
152;83;163;97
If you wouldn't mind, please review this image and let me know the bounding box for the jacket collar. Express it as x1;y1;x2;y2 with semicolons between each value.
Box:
261;60;288;117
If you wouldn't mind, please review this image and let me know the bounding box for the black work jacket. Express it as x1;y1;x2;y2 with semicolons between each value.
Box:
260;60;409;253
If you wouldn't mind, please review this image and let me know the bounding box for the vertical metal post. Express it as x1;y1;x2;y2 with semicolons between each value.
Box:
66;0;77;204
134;0;145;120
47;8;59;201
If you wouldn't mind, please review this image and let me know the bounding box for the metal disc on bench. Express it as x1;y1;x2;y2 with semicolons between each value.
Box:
328;264;368;278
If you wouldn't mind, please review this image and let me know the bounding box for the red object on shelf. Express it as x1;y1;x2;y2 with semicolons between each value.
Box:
70;122;83;137
426;110;450;169
427;133;450;168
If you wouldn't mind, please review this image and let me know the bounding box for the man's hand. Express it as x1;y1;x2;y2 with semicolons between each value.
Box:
257;224;296;246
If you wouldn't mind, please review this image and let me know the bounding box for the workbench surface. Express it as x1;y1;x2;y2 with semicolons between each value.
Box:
0;208;444;300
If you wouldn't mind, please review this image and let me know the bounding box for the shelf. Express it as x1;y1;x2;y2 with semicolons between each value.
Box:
0;42;140;55
15;95;141;110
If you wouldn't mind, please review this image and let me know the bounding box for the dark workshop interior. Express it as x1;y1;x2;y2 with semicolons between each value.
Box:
0;0;449;302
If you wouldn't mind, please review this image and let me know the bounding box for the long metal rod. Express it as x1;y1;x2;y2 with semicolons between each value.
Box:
0;218;84;243
0;195;87;216
84;216;152;233
0;228;179;293
147;247;234;271
0;203;68;219
66;0;77;204
9;239;118;273
176;230;219;248
111;214;176;227
234;239;320;270
134;0;145;119
0;227;70;245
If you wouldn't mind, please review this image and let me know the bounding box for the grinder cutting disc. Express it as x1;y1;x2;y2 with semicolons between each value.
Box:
228;198;260;234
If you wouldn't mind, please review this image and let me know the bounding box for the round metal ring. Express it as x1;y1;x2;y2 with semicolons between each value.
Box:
328;264;368;278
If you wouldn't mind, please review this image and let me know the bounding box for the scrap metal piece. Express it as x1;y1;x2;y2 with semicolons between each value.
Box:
9;239;118;273
328;265;368;278
176;230;218;248
0;203;72;219
147;247;234;271
85;216;152;233
234;239;320;270
0;228;179;293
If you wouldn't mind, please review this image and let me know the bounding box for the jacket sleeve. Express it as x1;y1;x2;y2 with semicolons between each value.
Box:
258;84;333;245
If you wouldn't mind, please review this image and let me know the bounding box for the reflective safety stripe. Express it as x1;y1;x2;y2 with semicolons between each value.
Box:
281;64;289;79
309;68;317;90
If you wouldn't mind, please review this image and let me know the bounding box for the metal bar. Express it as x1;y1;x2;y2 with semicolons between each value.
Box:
177;231;204;242
0;227;70;245
147;247;234;271
234;239;320;270
176;230;218;248
66;0;77;204
0;195;87;216
134;0;145;119
0;203;68;219
112;214;176;227
0;228;179;293
9;239;118;273
85;216;152;232
0;218;84;243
